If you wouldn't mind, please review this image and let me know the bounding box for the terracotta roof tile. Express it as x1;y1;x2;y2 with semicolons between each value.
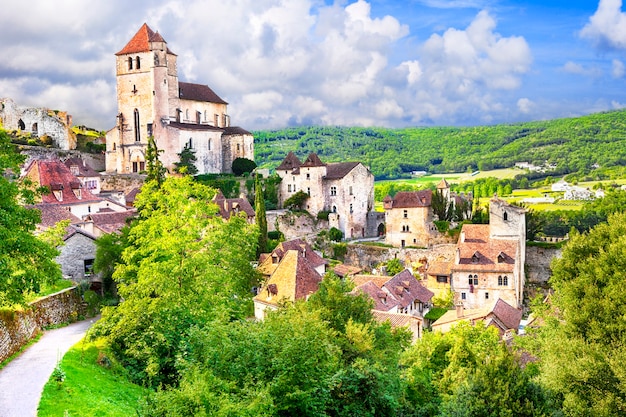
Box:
87;210;136;234
63;158;100;177
352;281;399;311
432;298;522;335
212;195;255;220
116;23;176;56
333;264;363;278
351;275;388;288
383;269;434;307
276;152;302;171
453;224;517;273
179;82;227;104
25;160;101;205
33;204;82;228
372;310;422;328
426;261;452;276
390;190;432;208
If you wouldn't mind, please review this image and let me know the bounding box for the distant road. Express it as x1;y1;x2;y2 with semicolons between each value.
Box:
0;317;97;417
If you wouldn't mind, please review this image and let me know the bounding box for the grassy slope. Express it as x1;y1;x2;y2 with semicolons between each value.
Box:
38;339;149;417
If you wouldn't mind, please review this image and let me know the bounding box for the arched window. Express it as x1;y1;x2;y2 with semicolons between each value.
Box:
503;276;508;286
18;119;25;130
332;206;337;213
503;211;508;221
128;57;133;70
134;109;140;142
208;139;212;151
498;275;503;286
136;56;141;69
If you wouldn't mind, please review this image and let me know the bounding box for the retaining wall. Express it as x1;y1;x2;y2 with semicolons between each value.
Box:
0;287;83;364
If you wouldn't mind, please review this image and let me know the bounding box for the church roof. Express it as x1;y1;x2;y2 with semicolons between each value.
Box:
179;82;227;104
222;126;252;136
437;178;450;189
116;23;176;56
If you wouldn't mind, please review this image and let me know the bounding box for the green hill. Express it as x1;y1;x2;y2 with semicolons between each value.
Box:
254;109;626;180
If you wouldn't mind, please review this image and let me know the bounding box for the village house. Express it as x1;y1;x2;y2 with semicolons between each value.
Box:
383;189;437;248
275;152;375;239
451;198;526;309
105;23;254;175
423;260;453;299
254;239;328;320
212;191;255;224
64;157;101;194
432;298;522;338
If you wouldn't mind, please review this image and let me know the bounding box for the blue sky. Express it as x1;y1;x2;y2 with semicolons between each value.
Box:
0;0;624;130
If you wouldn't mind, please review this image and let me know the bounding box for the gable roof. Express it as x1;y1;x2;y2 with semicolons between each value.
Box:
352;280;399;312
212;193;255;220
388;189;432;208
325;162;361;179
254;250;322;307
116;23;175;56
276;151;302;171
351;274;389;289
179;82;227;104
34;203;82;228
333;264;363;278
432;298;522;335
257;238;328;277
301;153;326;167
383;269;434;308
87;210;136;234
426;261;452;277
24;160;101;205
437;178;450;189
63;158;100;178
453;224;517;273
64;225;97;242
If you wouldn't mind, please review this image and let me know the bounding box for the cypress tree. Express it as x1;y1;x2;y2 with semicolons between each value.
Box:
255;174;268;255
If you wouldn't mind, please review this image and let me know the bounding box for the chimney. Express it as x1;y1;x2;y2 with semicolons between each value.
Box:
456;302;464;318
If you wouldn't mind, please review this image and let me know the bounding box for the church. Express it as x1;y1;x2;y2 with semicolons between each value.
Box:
105;24;254;175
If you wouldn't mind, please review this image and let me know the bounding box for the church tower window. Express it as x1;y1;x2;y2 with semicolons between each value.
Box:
136;56;141;69
134;109;140;142
128;57;133;70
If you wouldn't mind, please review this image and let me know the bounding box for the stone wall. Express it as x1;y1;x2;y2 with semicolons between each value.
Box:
267;209;328;240
344;243;457;272
0;287;83;364
20;146;105;173
525;245;562;284
100;173;145;194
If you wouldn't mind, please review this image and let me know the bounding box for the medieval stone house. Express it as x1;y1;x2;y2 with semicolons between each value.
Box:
451;198;526;309
276;152;375;239
105;23;254;175
383;189;438;248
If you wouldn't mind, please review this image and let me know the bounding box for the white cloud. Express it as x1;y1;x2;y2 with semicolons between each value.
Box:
517;98;534;114
612;59;626;78
561;61;603;77
581;0;626;50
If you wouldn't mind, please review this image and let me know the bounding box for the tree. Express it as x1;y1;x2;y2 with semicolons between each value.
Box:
255;174;268;255
231;157;257;176
145;136;167;185
532;212;626;415
283;190;309;210
91;176;259;386
94;226;131;296
173;143;198;175
432;189;453;221
0;130;62;306
385;258;404;276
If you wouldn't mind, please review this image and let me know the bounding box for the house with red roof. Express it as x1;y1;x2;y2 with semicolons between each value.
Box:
452;198;526;309
275;152;376;239
383;189;438;248
105;23;253;175
212;191;255;224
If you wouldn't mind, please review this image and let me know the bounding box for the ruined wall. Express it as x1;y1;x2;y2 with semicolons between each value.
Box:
100;174;145;194
525;245;562;284
344;243;457;272
0;287;83;363
267;210;328;240
20;146;105;172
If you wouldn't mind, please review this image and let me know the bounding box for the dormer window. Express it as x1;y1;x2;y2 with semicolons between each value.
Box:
497;252;505;263
70;165;79;176
472;252;480;263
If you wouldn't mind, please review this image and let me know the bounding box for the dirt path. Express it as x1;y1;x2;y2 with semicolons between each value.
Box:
0;317;98;417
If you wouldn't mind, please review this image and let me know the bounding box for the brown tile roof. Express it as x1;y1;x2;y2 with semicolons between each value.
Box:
63;158;100;178
222;126;252;135
125;187;141;206
87;211;136;234
116;23;176;56
325;162;360;179
34;204;82;228
179;82;227;104
333;264;363;278
383;269;434;307
167;122;224;132
352;280;399;311
257;238;328;276
351;274;388;288
372;310;422;328
432;298;522;334
212;194;255;220
276;152;301;171
453;224;517;273
254;250;322;307
389;189;432;208
301;153;325;167
426;261;452;276
64;225;97;241
25;160;102;205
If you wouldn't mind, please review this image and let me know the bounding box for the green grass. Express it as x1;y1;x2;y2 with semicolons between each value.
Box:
38;339;150;417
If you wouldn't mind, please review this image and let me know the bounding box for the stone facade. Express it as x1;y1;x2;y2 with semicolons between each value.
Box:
0;98;76;150
0;287;83;364
384;190;438;248
105;24;253;175
56;228;99;283
276;152;374;239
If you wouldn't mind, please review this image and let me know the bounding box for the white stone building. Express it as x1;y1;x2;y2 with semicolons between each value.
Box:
105;23;254;175
276;152;374;239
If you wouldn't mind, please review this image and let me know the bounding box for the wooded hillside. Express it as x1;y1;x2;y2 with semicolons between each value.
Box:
254;109;626;179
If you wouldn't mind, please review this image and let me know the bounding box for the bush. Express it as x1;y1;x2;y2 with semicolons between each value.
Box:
332;243;347;261
268;231;283;240
328;227;343;242
434;220;450;233
283;190;309;210
317;211;330;220
231;158;257;176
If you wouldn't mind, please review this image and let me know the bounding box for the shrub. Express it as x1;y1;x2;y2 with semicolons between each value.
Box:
317;210;330;220
328;227;343;242
232;158;257;176
283;190;309;210
332;243;348;261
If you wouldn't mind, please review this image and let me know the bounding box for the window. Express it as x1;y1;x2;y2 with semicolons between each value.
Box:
468;275;478;285
134;109;140;142
147;123;153;137
185;109;189;120
288;184;292;192
461;292;466;300
350;203;353;213
403;209;408;218
84;259;95;276
332;206;337;213
187;137;193;149
349;186;353;195
499;276;508;286
214;114;219;126
154;53;159;65
330;186;337;196
128;57;133;70
208;139;212;151
307;187;310;195
136;56;141;69
306;173;310;180
436;276;447;283
132;161;138;173
485;292;489;299
204;110;208;121
503;211;508;221
237;144;240;152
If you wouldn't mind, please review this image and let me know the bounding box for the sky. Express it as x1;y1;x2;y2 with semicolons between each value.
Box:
0;0;625;131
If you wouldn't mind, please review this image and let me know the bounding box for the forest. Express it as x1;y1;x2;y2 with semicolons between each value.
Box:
254;109;626;180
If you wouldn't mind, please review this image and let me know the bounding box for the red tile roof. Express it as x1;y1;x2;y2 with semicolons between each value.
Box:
301;153;325;167
179;82;227;104
212;193;255;220
453;224;517;273
116;23;175;56
63;158;100;177
87;211;136;234
352;280;399;312
25;160;101;205
389;189;432;208
333;264;363;278
492;298;523;331
33;204;82;228
272;238;328;269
